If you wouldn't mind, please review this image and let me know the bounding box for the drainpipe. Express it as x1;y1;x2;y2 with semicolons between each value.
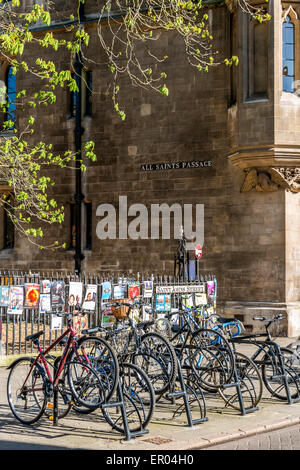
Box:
74;2;85;274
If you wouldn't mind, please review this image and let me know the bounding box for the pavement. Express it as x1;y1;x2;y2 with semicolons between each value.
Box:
1;336;300;451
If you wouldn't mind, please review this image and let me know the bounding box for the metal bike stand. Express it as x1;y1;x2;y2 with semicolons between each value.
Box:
266;340;300;405
101;380;150;442
221;367;259;416
230;337;300;405
166;358;208;427
53;388;59;425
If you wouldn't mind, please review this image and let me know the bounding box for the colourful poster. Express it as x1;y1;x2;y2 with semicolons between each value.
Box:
143;281;153;298
41;279;51;294
73;313;88;335
101;302;115;326
51;281;65;306
101;281;112;300
155;294;171;312
0;286;9;307
39;293;51;313
82;284;97;311
24;283;40;308
68;282;83;309
113;283;127;300
128;281;140;300
8;286;24;314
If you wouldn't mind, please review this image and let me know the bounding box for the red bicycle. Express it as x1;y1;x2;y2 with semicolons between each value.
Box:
7;310;119;424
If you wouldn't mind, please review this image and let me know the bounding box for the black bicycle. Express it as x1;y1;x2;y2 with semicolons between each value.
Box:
86;300;178;397
223;314;300;402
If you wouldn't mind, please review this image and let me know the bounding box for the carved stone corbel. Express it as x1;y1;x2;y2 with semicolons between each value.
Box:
240;168;300;193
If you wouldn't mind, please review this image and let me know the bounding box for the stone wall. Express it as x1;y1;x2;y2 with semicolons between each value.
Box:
1;2;300;335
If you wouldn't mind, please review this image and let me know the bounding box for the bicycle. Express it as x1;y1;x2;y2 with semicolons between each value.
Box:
215;314;300;403
7;310;119;424
82;300;178;397
160;307;236;392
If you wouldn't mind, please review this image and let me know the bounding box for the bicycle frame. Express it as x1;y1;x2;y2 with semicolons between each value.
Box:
20;318;87;396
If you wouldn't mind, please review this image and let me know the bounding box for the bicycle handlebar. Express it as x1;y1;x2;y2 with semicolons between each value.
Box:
253;314;283;322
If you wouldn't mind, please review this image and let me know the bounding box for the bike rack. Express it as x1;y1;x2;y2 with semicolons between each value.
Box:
101;380;150;441
51;380;149;441
166;358;208;427
230;337;300;406
220;367;259;416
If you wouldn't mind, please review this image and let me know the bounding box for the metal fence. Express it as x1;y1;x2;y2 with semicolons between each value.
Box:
0;270;216;356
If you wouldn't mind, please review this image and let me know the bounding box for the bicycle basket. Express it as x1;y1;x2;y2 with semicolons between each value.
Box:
110;298;129;320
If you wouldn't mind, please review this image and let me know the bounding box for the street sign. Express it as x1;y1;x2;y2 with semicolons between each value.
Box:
195;244;202;259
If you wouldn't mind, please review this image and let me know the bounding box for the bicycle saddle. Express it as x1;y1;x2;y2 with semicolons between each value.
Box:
136;321;155;330
25;331;44;342
217;317;238;324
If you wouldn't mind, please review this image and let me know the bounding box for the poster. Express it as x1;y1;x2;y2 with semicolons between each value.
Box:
39;293;52;313
8;286;24;314
155;294;171;312
195;292;208;306
68;281;83;309
41;279;51;294
50;280;65;306
207;279;217;308
51;315;63;331
113;282;127;300
0;286;9;307
143;281;153;298
101;281;112;300
73;313;88;335
82;284;97;311
24;283;40;308
128;281;140;299
101;302;115;326
182;294;194;309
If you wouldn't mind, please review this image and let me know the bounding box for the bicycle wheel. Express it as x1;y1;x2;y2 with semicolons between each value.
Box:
133;352;171;395
67;360;106;408
138;332;178;394
188;329;235;389
7;357;47;425
218;352;263;412
43;356;73;420
261;347;300;400
280;347;300;374
102;362;155;434
154;317;173;339
70;335;119;402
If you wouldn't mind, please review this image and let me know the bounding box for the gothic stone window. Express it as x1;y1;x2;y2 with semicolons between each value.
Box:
5;66;16;129
282;6;299;93
283;15;295;92
0;193;15;250
248;16;268;99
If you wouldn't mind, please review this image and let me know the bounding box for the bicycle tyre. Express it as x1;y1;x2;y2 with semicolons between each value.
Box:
43;356;73;420
217;352;263;412
67;360;106;408
69;335;119;403
188;328;235;389
138;331;178;393
132;352;171;395
101;362;155;434
7;357;47;425
261;348;300;401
